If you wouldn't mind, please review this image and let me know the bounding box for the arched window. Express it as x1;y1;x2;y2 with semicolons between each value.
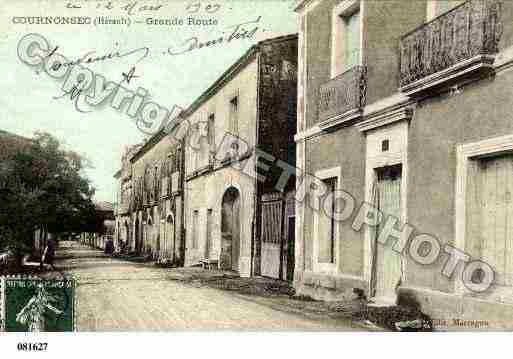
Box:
154;165;159;201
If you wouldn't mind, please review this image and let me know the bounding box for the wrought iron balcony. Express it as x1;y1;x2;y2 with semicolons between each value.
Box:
399;0;502;95
317;65;367;130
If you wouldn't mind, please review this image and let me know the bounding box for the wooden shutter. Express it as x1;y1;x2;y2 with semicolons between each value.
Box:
467;155;513;286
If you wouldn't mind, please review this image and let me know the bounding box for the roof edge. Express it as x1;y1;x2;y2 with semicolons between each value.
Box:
294;0;313;12
127;34;298;163
182;33;298;118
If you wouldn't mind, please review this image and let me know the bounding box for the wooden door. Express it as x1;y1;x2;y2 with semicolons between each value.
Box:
221;203;232;270
260;200;283;279
467;155;513;287
221;188;241;272
374;165;403;300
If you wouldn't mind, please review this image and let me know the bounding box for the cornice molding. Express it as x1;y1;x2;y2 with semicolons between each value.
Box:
294;0;319;13
295;92;412;141
357;103;414;132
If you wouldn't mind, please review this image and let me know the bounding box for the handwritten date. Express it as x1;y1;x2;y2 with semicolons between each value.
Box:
66;1;223;15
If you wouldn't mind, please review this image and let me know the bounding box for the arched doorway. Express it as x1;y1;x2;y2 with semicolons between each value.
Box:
221;187;241;272
146;217;153;255
165;214;175;261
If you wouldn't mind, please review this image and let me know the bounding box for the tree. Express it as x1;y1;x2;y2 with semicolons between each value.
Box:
0;132;96;264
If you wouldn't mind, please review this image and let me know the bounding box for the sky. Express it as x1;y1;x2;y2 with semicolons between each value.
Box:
0;0;298;203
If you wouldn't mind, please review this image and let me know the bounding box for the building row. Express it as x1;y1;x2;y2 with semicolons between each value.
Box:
114;0;513;328
114;34;298;280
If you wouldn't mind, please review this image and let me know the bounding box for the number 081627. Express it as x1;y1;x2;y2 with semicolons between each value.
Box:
17;342;48;351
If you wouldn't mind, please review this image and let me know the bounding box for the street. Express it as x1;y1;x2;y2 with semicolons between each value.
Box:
54;242;357;331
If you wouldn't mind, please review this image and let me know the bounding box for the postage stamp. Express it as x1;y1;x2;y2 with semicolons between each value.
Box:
0;277;75;332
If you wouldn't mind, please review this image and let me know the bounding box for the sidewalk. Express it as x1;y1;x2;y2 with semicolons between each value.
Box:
56;242;367;330
159;266;372;327
60;242;434;331
98;251;372;327
108;253;400;330
157;267;433;331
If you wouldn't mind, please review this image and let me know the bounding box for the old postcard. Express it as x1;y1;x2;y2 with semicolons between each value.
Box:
0;0;512;356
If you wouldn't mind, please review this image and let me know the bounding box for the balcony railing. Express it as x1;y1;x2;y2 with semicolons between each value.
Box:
317;65;367;129
399;0;502;95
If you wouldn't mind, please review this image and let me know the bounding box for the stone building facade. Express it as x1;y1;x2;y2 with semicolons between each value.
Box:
183;34;297;279
294;0;513;328
114;144;140;251
114;129;185;264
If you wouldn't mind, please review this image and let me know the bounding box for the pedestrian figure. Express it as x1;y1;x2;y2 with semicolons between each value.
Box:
42;237;56;270
104;238;114;254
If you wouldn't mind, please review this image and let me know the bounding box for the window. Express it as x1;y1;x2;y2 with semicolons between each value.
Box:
437;0;464;15
343;10;360;70
208;113;215;163
144;166;152;204
381;139;390;152
427;0;465;20
331;0;361;77
192;210;199;249
313;166;341;272
154;165;159;200
208;114;215;145
318;177;337;264
161;161;169;197
191;116;211;170
229;96;239;136
191;120;209;170
166;153;174;196
206;209;213;258
195;123;201;170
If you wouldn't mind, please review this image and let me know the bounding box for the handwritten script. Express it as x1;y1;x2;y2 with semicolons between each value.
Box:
167;16;263;56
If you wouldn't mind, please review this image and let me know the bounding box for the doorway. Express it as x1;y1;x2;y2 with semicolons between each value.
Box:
221;187;241;271
372;164;403;300
146;217;153;254
165;215;175;261
135;218;142;254
467;154;513;288
260;198;283;279
286;216;296;282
